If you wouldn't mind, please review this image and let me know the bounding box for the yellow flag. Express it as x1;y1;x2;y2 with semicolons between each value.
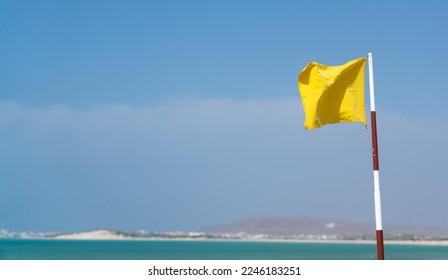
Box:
298;57;367;130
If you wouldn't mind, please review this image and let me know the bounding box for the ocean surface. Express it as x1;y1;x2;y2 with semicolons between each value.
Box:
1;239;448;260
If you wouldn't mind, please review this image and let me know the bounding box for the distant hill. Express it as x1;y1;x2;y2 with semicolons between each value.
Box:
201;217;369;238
201;217;448;240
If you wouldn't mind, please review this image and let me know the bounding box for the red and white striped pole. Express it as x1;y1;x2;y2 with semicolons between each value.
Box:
368;52;385;260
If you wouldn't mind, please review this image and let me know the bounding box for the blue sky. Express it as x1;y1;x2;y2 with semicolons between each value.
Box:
1;0;448;232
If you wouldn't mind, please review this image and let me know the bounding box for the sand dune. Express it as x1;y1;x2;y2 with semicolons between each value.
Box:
53;230;128;240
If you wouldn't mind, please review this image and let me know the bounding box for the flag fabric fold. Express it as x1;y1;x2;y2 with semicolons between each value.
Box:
298;57;367;130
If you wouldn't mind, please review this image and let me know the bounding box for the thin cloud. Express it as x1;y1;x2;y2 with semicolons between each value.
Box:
0;99;446;231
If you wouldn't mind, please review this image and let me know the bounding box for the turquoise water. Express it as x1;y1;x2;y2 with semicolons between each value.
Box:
1;239;448;260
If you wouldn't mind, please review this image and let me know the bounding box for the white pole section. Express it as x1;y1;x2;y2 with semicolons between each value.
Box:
368;53;376;112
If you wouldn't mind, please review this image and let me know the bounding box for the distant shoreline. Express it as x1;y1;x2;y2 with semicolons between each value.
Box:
47;230;448;246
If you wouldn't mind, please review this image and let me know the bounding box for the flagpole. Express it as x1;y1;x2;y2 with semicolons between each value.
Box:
368;52;385;260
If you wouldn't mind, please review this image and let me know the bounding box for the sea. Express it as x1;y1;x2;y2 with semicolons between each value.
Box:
1;239;448;260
